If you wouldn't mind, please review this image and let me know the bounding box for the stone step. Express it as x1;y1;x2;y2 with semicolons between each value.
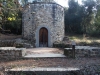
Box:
23;48;65;58
24;53;66;58
6;67;80;71
5;67;81;75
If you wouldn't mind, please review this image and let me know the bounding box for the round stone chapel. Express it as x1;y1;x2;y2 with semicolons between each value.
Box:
22;0;65;47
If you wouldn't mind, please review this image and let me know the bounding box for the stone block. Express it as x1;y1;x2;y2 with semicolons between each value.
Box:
0;47;24;60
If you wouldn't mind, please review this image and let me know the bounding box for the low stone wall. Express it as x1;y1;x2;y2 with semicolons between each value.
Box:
64;46;100;58
76;46;100;57
0;40;15;47
0;39;34;48
0;47;25;60
5;71;81;75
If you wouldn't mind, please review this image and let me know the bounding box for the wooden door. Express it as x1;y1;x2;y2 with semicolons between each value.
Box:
39;27;48;47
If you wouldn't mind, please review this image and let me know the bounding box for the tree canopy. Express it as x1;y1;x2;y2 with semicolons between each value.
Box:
65;0;100;36
0;0;22;34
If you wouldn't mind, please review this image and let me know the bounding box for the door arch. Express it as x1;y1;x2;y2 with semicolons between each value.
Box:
39;27;48;47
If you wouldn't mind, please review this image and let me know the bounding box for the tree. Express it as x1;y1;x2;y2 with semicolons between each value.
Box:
81;0;97;36
1;0;22;34
64;0;100;36
0;2;2;28
89;5;100;36
65;0;83;34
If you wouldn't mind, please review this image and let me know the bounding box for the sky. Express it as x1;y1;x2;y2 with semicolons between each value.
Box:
55;0;82;7
55;0;69;7
29;0;82;7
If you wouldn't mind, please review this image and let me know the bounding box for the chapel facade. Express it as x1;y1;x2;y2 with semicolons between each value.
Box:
22;0;65;47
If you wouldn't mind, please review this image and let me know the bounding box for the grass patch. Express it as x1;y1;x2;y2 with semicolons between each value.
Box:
67;34;100;46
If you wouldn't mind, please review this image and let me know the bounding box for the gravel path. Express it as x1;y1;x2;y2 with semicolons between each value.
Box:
25;48;63;55
24;48;65;58
0;57;100;69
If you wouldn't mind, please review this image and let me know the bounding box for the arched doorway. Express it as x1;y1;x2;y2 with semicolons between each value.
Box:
39;27;48;47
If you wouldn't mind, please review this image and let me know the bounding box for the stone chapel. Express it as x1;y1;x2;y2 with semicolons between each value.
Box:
22;0;65;47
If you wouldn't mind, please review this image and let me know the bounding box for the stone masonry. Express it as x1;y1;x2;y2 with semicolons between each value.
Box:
64;46;100;58
0;47;25;60
22;1;65;47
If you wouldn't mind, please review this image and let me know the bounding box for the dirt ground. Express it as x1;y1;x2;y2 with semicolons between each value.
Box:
0;34;22;40
0;57;100;75
0;57;100;71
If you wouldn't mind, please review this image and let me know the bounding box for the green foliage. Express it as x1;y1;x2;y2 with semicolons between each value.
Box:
65;0;83;34
65;0;100;36
88;5;100;36
5;10;22;34
81;0;96;35
16;43;24;48
1;0;22;34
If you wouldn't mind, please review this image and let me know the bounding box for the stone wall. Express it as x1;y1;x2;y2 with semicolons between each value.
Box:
0;47;25;60
76;47;100;57
0;39;34;48
5;71;81;75
0;40;15;47
64;46;100;58
22;2;64;47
